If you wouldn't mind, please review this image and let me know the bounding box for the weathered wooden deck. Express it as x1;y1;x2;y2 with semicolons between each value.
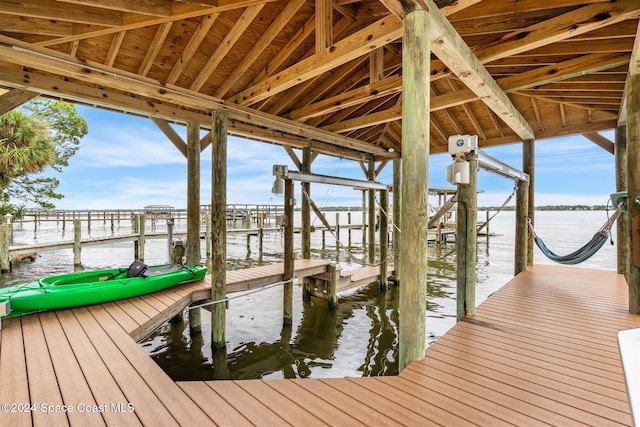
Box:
1;264;638;426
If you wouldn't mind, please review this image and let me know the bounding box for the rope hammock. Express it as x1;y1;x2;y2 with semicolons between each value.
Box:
528;202;624;265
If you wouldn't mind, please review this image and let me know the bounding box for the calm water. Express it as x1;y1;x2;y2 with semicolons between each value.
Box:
1;210;619;380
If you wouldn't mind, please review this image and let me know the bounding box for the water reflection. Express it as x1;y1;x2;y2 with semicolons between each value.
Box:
141;282;402;380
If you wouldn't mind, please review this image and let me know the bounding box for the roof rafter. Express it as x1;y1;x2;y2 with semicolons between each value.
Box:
229;14;403;106
189;4;264;92
215;0;306;98
618;19;640;125
1;0;123;27
0;36;393;159
55;0;171;17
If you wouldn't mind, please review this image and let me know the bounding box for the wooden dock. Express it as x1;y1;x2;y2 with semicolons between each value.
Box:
1;264;638;426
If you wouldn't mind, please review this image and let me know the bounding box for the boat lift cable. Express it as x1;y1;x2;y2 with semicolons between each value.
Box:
301;188;369;266
477;185;517;234
374;194;401;234
529;201;625;265
188;278;296;311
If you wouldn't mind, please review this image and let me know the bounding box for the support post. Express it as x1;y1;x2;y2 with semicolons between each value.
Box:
283;178;295;326
186;122;201;265
523;140;535;266
616;126;629;276
368;160;376;265
627;73;640;314
335;212;340;256
0;224;11;273
73;218;81;266
189;307;202;335
211;110;228;347
393;158;401;282
138;214;145;261
327;263;338;308
515;178;529;275
379;188;389;290
362;190;367;249
301;147;311;260
399;9;430;371
456;157;477;321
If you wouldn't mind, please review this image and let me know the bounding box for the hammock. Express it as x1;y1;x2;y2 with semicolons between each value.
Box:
529;202;624;265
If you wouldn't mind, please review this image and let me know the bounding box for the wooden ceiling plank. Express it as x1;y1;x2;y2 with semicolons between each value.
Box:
189;4;264;92
229;14;403;106
104;31;126;67
215;0;305;98
477;0;640;65
166;13;219;85
449;0;616;21
151;117;188;156
0;65;375;161
55;0;171;17
290;75;403;121
431;84;464;135
425;0;535;140
249;14;315;86
618;19;640;125
138;22;173;76
379;0;482;20
0;15;75;37
284;16;369;113
31;1;274;48
446;79;485;139
583;131;614;154
0;89;40;115
560;104;567;127
0;38;392;159
0;0;123;27
321;106;402;133
530;98;544;132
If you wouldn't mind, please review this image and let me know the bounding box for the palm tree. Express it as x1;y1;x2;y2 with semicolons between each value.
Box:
0;110;57;203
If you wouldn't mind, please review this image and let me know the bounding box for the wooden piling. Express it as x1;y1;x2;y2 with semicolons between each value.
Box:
189;307;202;335
283;179;294;326
361;190;367;249
379;189;389;290
393;158;401;282
626;73;640;314
139;214;146;261
211;110;228;347
515;178;529;276
301;147;311;260
335;212;340;256
0;224;11;273
523;139;535;266
456;157;477;322
186;122;201;265
615;126;629;276
399;9;430;371
205;212;211;260
327;263;338;308
368;160;376;265
73;219;81;266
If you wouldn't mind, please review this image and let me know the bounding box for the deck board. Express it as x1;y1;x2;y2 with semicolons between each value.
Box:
38;311;107;427
54;309;142;426
0;317;31;427
1;263;638;426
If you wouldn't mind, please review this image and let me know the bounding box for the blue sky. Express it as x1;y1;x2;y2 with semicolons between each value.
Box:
41;105;616;210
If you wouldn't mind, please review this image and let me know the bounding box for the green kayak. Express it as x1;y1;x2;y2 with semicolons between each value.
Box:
0;261;207;318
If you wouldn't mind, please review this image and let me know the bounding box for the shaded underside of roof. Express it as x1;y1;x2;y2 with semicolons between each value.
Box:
0;0;638;161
